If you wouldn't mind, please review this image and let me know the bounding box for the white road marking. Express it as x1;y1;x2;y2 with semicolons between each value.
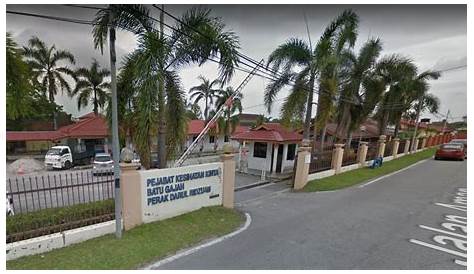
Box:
418;225;467;239
358;159;429;188
409;239;467;258
454;259;467;266
142;212;252;269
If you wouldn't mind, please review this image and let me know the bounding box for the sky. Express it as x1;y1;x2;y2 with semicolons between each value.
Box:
6;4;467;123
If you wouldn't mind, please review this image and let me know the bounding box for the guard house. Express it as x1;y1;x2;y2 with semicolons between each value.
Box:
231;123;302;174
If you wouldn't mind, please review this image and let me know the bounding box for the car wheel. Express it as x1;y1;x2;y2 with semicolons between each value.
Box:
434;156;439;160
64;161;71;169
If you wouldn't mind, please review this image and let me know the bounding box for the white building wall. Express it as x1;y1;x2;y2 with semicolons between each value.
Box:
247;141;273;172
185;134;240;153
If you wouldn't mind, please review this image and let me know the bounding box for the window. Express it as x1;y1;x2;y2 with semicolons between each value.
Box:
253;142;267;158
224;135;229;142
209;136;215;143
287;144;296;160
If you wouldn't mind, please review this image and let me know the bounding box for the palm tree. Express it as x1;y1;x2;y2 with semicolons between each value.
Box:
93;5;240;169
189;76;221;120
73;59;111;115
265;10;359;146
334;38;384;144
22;36;76;129
185;100;203;120
215;87;243;139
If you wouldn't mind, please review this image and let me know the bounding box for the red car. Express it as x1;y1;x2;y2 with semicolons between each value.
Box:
435;143;466;161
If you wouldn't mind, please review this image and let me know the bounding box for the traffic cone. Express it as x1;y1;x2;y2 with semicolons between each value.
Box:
17;163;24;175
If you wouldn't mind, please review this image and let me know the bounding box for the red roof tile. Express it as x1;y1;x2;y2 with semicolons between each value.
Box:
231;123;302;143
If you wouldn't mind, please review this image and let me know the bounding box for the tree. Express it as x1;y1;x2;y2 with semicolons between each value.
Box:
215;87;243;138
73;59;111;115
6;32;36;120
189;76;221;120
94;5;240;169
265;10;359;146
185;100;203;120
22;36;76;129
334;38;384;144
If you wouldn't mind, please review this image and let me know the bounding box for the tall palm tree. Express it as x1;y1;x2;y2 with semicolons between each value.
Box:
334;38;384;143
73;59;111;115
265;10;359;146
215;87;243;138
22;36;76;129
94;5;240;169
189;76;221;120
374;54;418;135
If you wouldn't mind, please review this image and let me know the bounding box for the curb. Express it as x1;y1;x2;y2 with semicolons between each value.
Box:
142;212;252;269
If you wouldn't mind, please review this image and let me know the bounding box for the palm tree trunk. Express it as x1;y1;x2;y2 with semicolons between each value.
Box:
205;96;208;120
93;88;98;115
157;6;167;168
319;124;328;151
303;73;316;142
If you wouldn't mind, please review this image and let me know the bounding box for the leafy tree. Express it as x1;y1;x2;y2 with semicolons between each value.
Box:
6;32;36;120
22;36;75;129
189;76;221;120
93;5;240;168
265;10;359;146
334;38;384;144
73;59;111;115
215;87;243;138
185;100;203;120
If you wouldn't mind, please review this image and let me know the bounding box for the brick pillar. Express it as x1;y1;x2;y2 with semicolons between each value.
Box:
120;162;143;231
404;139;411;155
332;144;344;174
357;142;368;167
221;145;236;208
293;146;311;190
392;138;400;158
377;135;386;157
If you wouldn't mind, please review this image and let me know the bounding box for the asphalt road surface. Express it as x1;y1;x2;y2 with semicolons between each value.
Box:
157;158;467;269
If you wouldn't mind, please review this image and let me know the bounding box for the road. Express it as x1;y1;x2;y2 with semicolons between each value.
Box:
157;158;467;269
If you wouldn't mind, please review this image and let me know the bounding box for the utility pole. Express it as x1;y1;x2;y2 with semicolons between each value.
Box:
157;4;167;168
411;95;423;152
442;109;450;133
302;13;314;146
109;5;122;239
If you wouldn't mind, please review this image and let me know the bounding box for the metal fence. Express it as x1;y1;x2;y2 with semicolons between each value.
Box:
397;140;406;154
6;169;115;243
366;142;379;161
342;146;358;167
384;141;393;157
309;145;334;174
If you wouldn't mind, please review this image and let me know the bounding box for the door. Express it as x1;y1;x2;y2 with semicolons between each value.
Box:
276;145;283;173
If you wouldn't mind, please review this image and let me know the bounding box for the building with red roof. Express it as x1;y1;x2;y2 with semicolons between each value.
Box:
231;123;302;174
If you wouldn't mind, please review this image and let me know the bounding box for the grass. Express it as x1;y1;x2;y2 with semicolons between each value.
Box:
303;147;437;192
7;199;114;236
7;206;245;270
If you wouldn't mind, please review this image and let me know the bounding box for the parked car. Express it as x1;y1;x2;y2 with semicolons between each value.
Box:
44;145;95;170
93;153;114;175
449;139;467;151
435;143;466;161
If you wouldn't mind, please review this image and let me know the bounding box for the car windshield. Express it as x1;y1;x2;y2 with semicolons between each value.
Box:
441;144;462;150
95;155;111;162
47;148;61;155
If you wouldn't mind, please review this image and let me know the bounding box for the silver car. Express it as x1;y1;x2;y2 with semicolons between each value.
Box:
93;153;114;176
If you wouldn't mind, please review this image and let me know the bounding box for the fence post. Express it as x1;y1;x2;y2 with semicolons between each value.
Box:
332;144;344;174
221;144;236;208
120;162;142;231
392;138;400;158
413;138;419;152
293;144;311;190
377;135;386;157
421;137;427;149
357;142;368;167
404;139;411;155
